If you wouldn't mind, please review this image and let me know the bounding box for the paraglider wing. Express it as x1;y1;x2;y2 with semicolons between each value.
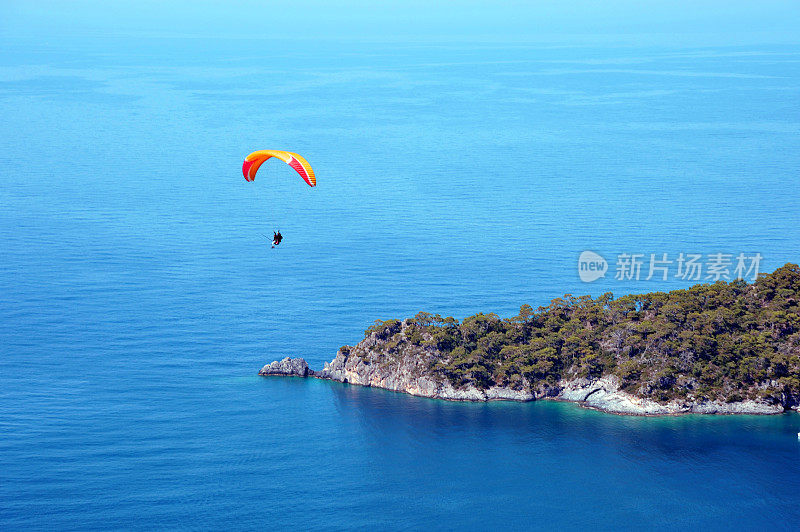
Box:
242;150;316;187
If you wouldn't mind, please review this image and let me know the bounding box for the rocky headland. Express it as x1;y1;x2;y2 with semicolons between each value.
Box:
260;264;800;416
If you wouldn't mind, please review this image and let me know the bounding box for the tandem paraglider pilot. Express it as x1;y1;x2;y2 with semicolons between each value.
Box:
242;149;315;251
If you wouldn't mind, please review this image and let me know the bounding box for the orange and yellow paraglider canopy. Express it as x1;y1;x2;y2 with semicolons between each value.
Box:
242;150;316;187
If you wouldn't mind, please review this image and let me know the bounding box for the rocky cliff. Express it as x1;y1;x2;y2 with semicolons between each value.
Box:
259;320;791;416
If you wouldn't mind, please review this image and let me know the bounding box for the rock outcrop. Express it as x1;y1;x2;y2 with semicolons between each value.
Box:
554;376;785;415
259;357;311;377
315;345;535;401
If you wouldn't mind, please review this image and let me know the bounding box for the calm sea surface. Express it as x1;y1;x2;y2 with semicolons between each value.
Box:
1;36;800;529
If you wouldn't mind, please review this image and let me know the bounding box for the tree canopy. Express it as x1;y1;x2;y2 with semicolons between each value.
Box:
360;264;800;406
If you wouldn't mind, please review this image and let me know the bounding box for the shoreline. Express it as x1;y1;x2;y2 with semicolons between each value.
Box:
259;357;795;417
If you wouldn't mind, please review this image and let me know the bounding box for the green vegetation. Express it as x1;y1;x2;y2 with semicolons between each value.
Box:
360;264;800;407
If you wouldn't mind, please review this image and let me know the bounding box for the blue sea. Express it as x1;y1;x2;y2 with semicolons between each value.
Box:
2;30;800;529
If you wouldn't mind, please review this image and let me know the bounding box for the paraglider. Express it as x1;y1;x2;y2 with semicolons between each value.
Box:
242;150;316;187
244;150;315;249
260;232;283;248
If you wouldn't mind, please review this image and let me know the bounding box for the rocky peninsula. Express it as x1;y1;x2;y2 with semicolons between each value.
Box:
260;264;800;416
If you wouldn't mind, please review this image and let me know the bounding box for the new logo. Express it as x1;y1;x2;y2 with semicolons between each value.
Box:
578;251;608;282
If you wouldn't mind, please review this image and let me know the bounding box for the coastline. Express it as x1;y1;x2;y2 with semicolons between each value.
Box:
257;267;800;418
259;356;794;417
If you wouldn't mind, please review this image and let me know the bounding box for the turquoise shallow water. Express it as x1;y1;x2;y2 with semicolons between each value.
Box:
2;35;800;529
